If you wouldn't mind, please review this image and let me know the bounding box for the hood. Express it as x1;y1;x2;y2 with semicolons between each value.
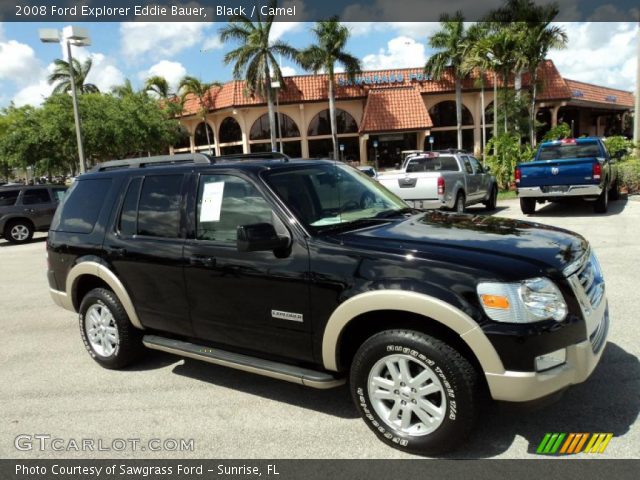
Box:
336;211;588;274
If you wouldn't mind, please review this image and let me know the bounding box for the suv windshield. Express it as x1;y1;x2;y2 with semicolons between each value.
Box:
263;163;408;233
538;141;601;160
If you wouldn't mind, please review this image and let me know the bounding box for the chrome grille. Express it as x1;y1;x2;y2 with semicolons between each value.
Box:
590;307;609;353
574;253;605;311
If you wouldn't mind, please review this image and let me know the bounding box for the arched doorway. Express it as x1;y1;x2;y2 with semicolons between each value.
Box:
218;116;243;155
307;108;359;160
249;112;301;156
194;122;214;152
427;101;474;151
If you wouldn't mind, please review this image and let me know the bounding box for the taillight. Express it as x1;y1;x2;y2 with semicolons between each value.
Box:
437;176;445;195
593;162;601;180
515;167;521;184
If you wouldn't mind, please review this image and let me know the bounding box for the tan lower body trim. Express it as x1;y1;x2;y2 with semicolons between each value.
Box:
65;261;144;330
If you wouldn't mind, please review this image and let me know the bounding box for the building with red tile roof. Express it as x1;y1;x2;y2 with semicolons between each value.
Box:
174;59;634;168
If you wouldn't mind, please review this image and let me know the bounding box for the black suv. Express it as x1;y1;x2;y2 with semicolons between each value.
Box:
47;153;609;454
1;184;67;244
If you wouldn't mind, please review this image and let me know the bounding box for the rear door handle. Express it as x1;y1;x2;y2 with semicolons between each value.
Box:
189;255;216;267
24;208;35;213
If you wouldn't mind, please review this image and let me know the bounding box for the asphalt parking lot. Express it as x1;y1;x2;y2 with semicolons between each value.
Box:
1;197;639;459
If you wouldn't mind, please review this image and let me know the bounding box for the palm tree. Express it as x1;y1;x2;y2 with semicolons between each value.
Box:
178;76;220;153
487;0;567;144
300;18;361;161
145;76;171;98
461;24;493;160
219;1;299;152
424;12;468;150
47;57;99;95
111;79;136;98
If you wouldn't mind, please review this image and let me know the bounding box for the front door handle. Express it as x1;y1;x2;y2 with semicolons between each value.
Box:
106;247;127;257
189;255;216;267
24;208;35;213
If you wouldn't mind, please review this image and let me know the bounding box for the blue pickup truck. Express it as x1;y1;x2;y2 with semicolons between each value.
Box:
516;137;620;214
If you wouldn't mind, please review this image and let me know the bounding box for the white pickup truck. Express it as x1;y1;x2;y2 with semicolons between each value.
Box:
377;151;498;213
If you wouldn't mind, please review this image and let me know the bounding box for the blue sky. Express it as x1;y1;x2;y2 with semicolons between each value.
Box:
0;21;637;108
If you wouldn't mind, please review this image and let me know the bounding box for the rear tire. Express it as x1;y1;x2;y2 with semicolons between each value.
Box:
520;197;536;215
350;330;479;455
4;219;34;244
79;288;144;369
483;186;498;211
594;187;609;213
453;192;465;214
608;178;620;201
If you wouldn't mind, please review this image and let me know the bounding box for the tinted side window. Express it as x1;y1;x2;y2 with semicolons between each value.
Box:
22;188;51;205
197;174;272;243
461;156;473;174
52;187;67;202
52;179;112;234
469;157;483;173
439;156;460;171
137;175;183;238
118;178;141;237
0;190;20;206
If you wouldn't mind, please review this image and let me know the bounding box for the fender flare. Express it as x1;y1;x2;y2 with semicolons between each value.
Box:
321;290;505;375
66;261;144;330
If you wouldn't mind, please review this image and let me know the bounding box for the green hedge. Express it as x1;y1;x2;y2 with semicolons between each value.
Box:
619;158;640;194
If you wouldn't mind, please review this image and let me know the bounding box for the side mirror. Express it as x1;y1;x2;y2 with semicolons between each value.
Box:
237;223;290;252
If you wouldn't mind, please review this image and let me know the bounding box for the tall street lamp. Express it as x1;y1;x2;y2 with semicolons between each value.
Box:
39;26;91;174
271;80;284;153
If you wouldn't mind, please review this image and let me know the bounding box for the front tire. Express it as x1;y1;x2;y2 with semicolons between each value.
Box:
4;219;34;244
483;186;498;211
594;187;609;213
520;197;536;215
79;288;143;369
350;330;479;455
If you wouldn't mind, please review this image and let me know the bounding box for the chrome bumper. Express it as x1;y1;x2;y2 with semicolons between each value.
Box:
517;184;602;198
485;298;609;403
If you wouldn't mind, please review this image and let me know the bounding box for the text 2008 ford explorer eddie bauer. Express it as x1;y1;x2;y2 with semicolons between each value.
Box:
47;154;609;455
516;137;620;215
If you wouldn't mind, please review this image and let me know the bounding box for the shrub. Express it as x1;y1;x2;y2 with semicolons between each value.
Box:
541;122;571;142
485;133;534;190
604;136;636;160
619;158;640;194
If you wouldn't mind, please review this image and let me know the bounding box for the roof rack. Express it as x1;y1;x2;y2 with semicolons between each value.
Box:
435;148;469;154
91;153;213;172
91;151;290;172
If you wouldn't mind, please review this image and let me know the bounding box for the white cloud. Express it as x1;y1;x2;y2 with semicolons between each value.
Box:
0;40;41;83
140;60;186;92
64;46;126;92
280;66;297;77
120;22;210;61
269;1;308;41
201;35;223;51
548;22;637;91
13;79;54;107
362;36;426;70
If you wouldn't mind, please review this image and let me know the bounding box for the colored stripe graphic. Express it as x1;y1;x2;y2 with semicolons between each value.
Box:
538;433;613;455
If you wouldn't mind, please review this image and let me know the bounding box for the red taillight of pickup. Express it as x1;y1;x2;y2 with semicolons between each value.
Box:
593;161;602;181
437;176;445;195
515;167;521;185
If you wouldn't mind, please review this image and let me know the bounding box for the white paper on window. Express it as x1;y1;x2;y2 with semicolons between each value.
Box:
200;181;225;222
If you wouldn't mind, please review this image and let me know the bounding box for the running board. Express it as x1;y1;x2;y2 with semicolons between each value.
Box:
142;335;345;389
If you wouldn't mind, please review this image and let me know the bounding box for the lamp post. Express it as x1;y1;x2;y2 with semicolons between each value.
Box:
39;26;91;174
271;80;284;153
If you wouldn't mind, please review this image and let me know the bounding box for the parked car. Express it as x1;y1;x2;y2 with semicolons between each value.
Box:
48;153;609;454
0;185;67;244
516;137;620;215
377;151;498;212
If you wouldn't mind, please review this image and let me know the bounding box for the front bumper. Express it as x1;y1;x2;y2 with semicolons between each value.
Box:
517;184;602;198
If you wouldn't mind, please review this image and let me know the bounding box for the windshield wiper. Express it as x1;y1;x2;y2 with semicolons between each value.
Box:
374;207;416;218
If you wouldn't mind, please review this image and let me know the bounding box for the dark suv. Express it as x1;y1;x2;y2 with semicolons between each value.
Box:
47;153;609;454
0;185;67;244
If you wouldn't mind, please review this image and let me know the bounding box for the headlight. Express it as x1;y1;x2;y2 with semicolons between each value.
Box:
477;277;567;323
